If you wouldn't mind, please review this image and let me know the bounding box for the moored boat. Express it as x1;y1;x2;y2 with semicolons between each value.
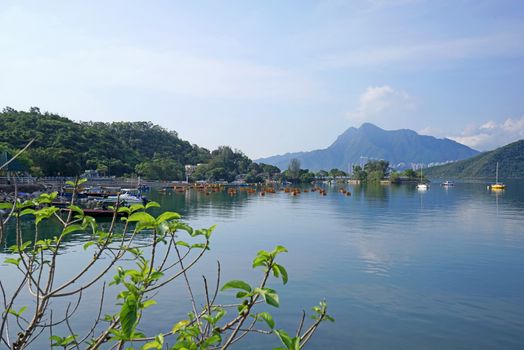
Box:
487;162;506;191
416;167;429;191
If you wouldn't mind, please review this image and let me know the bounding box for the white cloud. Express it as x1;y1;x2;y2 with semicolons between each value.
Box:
449;116;524;151
346;85;414;125
1;45;320;101
418;126;444;137
0;5;321;102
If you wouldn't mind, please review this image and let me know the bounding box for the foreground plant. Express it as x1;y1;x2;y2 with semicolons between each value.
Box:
0;180;332;349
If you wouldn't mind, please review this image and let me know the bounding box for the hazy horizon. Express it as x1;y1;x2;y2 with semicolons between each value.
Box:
1;0;523;158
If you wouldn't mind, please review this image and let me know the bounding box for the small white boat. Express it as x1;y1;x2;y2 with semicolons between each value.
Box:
441;181;454;187
416;167;429;191
416;183;429;191
105;189;145;204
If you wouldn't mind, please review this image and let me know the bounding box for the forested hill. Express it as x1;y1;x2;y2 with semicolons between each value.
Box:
0;107;212;177
424;139;524;179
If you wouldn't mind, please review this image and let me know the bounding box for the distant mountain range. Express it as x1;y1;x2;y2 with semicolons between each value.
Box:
256;123;479;171
424;139;524;179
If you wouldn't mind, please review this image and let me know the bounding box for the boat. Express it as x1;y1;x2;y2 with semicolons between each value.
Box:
488;162;506;190
104;189;147;205
441;180;454;187
416;183;429;191
416;167;429;191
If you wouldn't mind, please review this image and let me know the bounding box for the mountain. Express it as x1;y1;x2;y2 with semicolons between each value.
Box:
256;123;479;171
424;139;524;179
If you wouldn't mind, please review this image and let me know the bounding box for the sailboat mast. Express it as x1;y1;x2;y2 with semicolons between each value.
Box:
496;162;499;183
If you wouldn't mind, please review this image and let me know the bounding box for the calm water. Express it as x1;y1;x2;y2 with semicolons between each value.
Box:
1;181;524;349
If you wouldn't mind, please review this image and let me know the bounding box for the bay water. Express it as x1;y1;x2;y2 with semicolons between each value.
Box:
1;181;523;349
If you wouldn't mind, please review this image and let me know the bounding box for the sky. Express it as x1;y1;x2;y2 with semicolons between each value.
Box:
1;0;524;159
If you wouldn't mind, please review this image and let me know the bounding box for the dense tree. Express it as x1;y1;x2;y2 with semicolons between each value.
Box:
329;168;347;179
363;160;389;178
0;108;211;177
351;165;367;182
287;158;301;182
1;108;282;182
403;169;419;179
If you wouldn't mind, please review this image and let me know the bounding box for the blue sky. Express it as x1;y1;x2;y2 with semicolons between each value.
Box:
1;0;524;158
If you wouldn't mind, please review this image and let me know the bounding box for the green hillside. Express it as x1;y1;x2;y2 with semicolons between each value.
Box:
0;107;212;177
424;140;524;179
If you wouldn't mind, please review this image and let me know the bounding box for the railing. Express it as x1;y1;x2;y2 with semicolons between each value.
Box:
0;176;37;184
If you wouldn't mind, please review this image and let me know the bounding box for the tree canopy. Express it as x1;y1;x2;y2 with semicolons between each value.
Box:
0;107;283;181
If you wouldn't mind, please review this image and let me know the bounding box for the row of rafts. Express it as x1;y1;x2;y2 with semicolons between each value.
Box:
165;185;351;197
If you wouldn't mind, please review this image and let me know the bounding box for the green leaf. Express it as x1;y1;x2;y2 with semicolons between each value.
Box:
142;341;162;350
142;300;157;309
190;243;209;250
83;241;95;250
145;201;161;209
172;319;190;333
204;334;221;346
274;330;293;349
258;312;275;329
156;211;181;225
252;255;268;268
62;224;85;237
19;208;35;216
221;280;252;292
129;203;145;213
118;206;131;214
8;306;27;317
256;288;280;308
120;295;138;338
274;264;288;285
214;309;226;322
127;212;156;229
273;245;288;254
4;257;21;267
235;291;250;298
203;224;216;239
67;205;84;217
0;203;13;210
176;241;190;248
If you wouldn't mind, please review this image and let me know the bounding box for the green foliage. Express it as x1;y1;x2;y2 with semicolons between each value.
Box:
403;169;418;179
328;168;347;178
287;158;301;181
0;108;211;176
351;165;367;182
364;160;389;179
191;146;253;182
0;107;282;181
389;171;400;184
352;161;390;183
424;140;524;179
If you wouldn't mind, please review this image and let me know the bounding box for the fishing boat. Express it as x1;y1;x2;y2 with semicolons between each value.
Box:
488;162;506;190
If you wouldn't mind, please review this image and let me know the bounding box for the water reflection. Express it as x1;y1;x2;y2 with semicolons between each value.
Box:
1;181;524;349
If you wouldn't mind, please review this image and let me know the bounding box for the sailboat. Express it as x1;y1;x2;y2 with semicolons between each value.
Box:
416;167;429;191
488;162;506;190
